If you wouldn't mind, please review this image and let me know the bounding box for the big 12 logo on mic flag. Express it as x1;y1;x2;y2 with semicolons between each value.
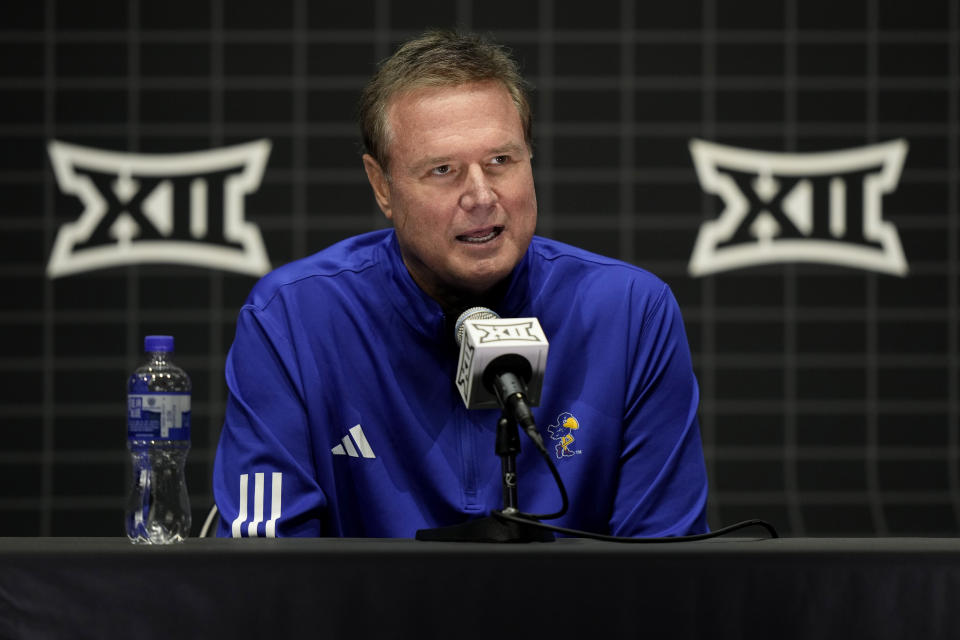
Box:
687;138;908;277
46;139;272;278
455;318;549;410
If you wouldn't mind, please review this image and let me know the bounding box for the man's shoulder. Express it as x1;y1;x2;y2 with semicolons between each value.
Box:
528;235;666;293
245;229;391;311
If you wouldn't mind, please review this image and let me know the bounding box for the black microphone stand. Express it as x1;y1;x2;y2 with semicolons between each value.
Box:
414;409;554;543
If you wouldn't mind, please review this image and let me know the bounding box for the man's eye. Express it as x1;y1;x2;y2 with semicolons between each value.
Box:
491;155;509;165
432;165;451;176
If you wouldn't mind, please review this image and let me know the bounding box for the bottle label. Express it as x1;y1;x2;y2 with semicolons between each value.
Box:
127;393;191;440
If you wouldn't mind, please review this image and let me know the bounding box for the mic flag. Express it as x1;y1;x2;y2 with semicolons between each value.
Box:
454;307;549;410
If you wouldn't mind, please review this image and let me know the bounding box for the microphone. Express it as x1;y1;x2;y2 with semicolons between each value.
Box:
415;309;555;542
453;307;549;436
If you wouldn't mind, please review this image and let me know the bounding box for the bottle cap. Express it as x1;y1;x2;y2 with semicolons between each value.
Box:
144;335;174;352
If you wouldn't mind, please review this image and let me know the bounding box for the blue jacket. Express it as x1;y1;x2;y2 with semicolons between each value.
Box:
213;230;708;537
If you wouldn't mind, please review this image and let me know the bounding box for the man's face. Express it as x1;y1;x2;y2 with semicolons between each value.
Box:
363;81;537;304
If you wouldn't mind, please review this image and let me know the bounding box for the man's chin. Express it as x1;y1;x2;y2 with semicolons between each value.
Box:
452;264;516;298
464;252;518;281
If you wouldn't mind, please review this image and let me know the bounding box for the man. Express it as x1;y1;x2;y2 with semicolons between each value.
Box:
213;30;708;538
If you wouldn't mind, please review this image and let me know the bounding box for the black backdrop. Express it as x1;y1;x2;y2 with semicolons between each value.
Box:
1;0;957;537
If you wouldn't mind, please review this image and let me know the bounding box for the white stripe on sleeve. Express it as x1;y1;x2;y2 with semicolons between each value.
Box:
247;472;265;537
265;472;282;538
231;473;248;538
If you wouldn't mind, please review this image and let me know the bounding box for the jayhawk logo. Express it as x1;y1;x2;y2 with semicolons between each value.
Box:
546;412;582;460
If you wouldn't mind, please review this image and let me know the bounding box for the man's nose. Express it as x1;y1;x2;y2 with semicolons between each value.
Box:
459;165;497;211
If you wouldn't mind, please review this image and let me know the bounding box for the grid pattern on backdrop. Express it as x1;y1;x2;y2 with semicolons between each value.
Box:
0;0;957;536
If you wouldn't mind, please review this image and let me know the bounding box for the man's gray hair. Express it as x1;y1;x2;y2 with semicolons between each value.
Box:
358;29;533;172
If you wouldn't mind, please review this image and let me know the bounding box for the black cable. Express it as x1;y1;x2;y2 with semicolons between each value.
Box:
495;510;779;542
512;422;780;542
516;430;568;521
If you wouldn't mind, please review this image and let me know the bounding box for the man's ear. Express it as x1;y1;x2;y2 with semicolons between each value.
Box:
362;154;392;220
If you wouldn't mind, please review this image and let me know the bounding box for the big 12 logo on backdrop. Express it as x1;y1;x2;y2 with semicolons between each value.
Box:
687;139;908;277
46;139;272;278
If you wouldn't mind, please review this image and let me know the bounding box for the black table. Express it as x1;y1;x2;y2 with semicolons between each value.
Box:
1;537;959;639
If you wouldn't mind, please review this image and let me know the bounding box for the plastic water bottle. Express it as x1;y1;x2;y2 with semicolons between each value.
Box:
125;335;192;543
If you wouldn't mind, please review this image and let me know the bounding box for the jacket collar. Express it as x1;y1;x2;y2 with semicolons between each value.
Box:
379;230;534;341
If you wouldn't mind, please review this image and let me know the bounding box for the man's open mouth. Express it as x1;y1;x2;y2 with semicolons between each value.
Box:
456;226;504;244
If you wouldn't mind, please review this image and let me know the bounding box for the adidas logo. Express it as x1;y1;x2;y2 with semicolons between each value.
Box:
331;424;376;459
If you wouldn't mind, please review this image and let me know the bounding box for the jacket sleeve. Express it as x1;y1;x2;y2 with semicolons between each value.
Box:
610;282;709;537
212;305;327;537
